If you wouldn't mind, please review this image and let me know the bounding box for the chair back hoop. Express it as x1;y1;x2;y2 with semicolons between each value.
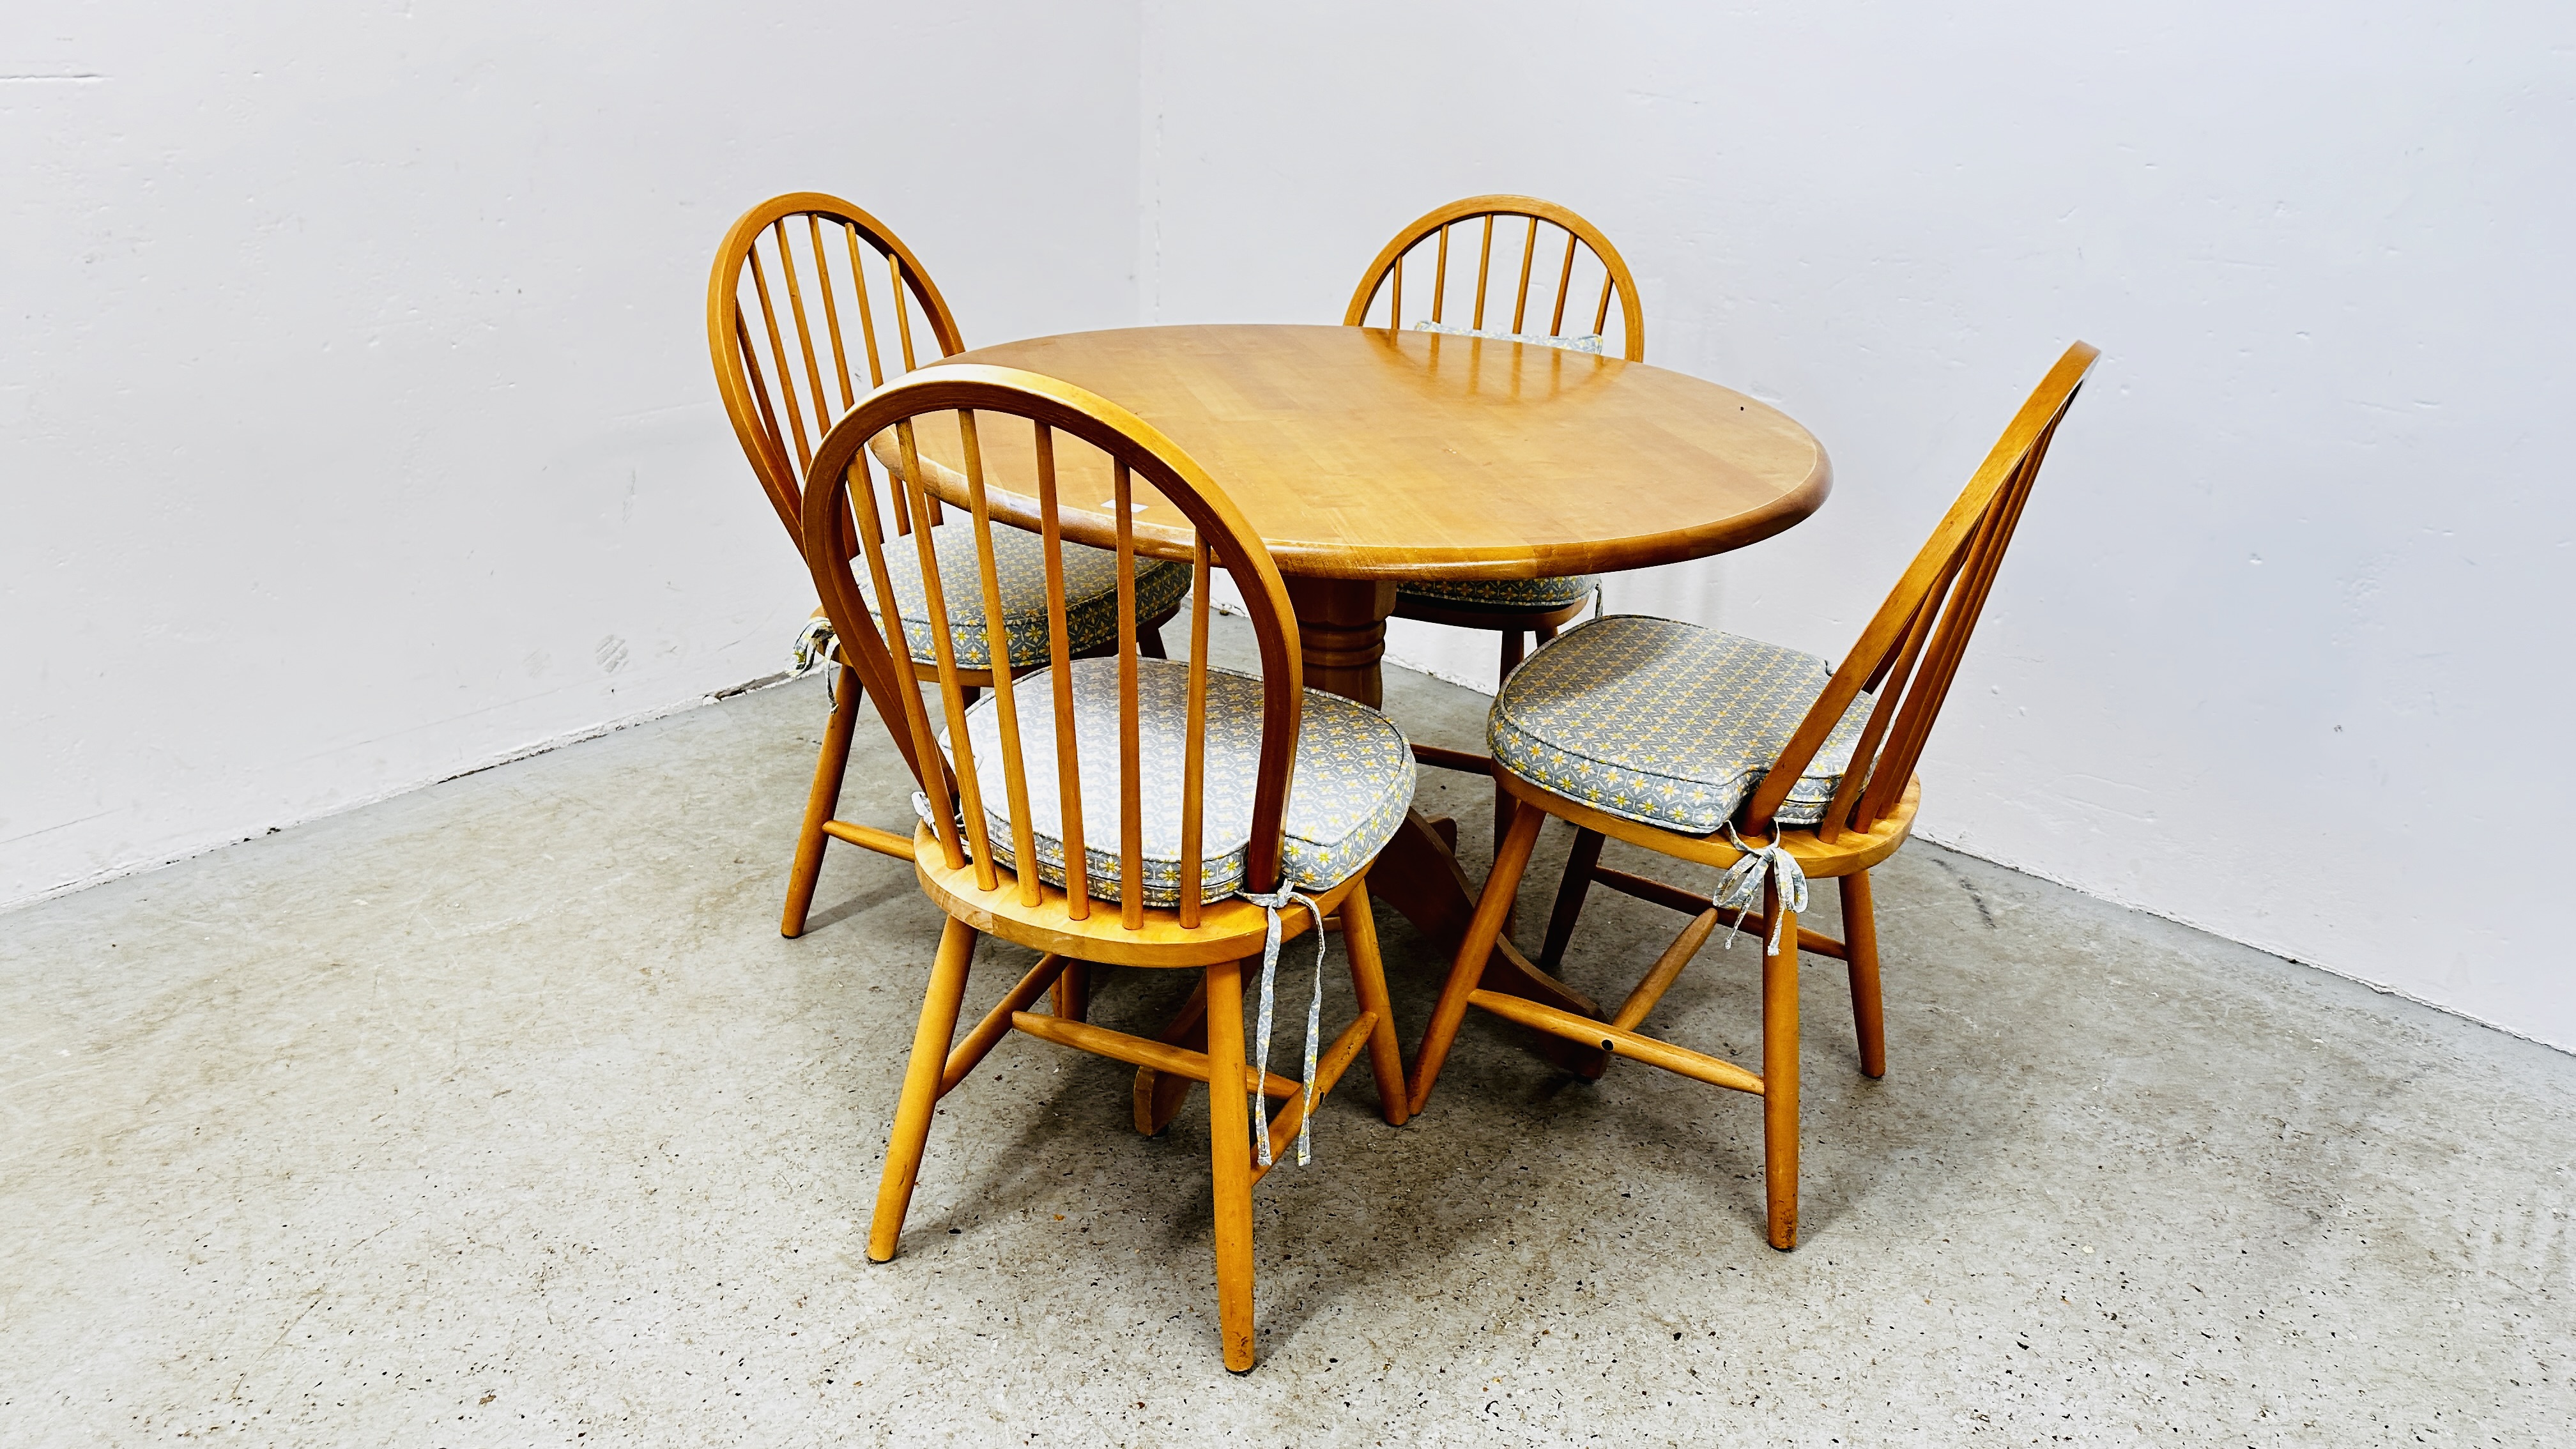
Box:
800;365;1306;930
1342;194;1646;362
707;192;967;549
1742;342;2101;841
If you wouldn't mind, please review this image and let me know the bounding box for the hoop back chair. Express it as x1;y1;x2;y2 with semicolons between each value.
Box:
1407;343;2099;1251
801;365;1416;1373
1344;194;1646;838
708;193;1183;939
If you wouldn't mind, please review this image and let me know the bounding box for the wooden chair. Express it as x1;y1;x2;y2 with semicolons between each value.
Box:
1406;344;2099;1250
707;192;1185;939
1343;194;1645;841
800;364;1416;1374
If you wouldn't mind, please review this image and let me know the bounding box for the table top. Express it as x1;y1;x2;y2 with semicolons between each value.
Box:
884;323;1830;581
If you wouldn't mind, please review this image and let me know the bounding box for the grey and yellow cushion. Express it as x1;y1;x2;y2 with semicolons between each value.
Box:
1397;572;1601;611
1488;615;1878;834
871;522;1190;671
944;657;1415;907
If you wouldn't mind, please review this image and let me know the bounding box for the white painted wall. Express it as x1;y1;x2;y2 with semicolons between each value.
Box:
1;3;1139;903
12;2;2570;1052
1137;3;2576;1046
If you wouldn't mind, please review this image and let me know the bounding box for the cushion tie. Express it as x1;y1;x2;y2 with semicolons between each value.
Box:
1711;820;1809;956
789;617;840;715
1234;882;1327;1169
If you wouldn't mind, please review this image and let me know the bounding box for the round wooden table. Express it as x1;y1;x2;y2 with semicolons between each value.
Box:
899;323;1830;704
892;323;1830;1064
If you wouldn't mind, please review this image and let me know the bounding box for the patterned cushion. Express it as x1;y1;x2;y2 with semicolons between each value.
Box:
873;522;1190;671
948;657;1415;907
1413;318;1607;356
1488;615;1878;833
1397;573;1600;611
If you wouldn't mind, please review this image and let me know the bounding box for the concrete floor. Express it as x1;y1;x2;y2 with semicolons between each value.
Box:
5;620;2572;1446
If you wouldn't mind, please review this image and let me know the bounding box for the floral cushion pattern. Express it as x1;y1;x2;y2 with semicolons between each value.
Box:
872;521;1190;671
1398;574;1600;611
947;657;1416;907
1487;615;1878;834
1412;318;1607;355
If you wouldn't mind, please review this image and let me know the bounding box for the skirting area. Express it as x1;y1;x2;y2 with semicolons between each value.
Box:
6;621;2570;1445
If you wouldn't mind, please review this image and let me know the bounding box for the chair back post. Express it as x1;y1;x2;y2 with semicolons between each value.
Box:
1740;342;2100;839
799;366;1307;926
707;192;967;551
1342;194;1646;361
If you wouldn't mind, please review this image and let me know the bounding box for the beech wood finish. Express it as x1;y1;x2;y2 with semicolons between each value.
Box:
707;192;1173;939
1344;195;1649;843
1407;344;2101;1252
884;325;1826;587
801;365;1410;1374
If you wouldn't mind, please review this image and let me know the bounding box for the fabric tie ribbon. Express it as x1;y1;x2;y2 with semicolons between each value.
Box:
1711;820;1809;955
789;617;841;716
1236;882;1327;1169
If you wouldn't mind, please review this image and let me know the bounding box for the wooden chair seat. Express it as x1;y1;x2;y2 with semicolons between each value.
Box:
916;827;1363;967
939;656;1416;910
1487;615;1882;834
1508;765;1919;880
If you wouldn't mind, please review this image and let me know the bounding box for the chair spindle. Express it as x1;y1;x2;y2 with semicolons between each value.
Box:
1472;214;1495;330
1031;421;1092;917
1510;215;1540;334
1114;458;1144;930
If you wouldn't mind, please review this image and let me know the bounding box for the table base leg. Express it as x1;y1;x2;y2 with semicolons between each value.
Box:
1270;574;1609;1080
1368;809;1609;1080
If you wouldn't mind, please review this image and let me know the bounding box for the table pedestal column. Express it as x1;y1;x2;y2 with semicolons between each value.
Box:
1282;576;1397;707
1279;571;1609;1077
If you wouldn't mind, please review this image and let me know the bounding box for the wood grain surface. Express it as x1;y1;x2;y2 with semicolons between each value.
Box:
877;323;1828;581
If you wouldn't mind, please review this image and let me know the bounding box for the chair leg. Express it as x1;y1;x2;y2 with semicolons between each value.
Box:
1492;631;1526;848
1840;871;1885;1079
781;665;864;939
1133;981;1209;1137
1052;961;1092;1023
1338;879;1409;1126
867;916;979;1263
1409;802;1547;1116
1140;624;1168;660
1761;879;1801;1251
1201;956;1260;1373
1537;826;1606;970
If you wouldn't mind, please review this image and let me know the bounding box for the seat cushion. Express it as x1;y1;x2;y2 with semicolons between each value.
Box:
875;521;1190;671
1397;573;1600;611
1413;318;1607;356
1488;615;1878;833
948;657;1415;907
